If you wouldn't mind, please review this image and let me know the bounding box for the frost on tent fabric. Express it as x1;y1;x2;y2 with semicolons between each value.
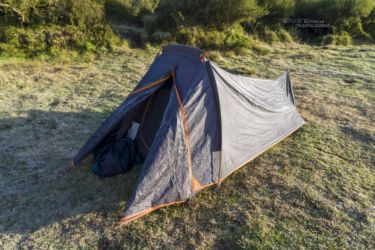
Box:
73;44;305;224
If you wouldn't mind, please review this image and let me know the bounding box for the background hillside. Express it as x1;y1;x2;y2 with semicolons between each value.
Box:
0;0;374;57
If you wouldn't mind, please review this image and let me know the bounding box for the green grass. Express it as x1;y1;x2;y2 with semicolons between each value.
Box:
0;44;374;249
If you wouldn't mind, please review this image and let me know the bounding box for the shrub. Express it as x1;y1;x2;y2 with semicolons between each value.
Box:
362;8;375;40
156;0;265;29
0;24;118;57
261;28;281;43
258;0;295;24
294;0;375;36
0;0;105;27
1;0;373;56
104;0;158;23
119;26;149;45
0;0;118;56
176;27;225;49
150;31;172;43
175;24;253;50
322;31;353;45
224;24;254;49
104;0;136;23
142;14;158;33
278;28;294;42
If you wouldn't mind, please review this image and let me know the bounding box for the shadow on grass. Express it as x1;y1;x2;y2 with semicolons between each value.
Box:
340;126;375;145
0;110;140;233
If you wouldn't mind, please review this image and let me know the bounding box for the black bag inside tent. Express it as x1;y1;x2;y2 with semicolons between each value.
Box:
92;137;143;177
73;44;305;224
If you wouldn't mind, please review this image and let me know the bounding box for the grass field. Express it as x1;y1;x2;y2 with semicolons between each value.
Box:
0;44;374;249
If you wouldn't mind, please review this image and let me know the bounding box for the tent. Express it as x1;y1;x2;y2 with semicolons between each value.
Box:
73;44;305;224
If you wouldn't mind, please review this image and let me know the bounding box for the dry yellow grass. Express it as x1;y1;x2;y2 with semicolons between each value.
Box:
0;44;374;249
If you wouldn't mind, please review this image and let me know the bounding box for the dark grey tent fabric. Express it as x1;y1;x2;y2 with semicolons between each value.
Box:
123;90;192;217
73;46;204;164
73;44;304;224
184;65;221;186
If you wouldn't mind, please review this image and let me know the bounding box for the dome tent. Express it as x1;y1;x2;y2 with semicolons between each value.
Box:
73;44;305;224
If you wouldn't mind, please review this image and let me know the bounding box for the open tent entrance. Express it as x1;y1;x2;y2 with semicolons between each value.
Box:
92;74;175;177
129;75;174;159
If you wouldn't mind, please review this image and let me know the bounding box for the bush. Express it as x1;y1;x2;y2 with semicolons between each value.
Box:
0;0;105;27
294;0;374;36
260;28;280;43
104;0;136;23
362;8;375;40
258;0;295;24
278;28;294;42
118;26;150;45
150;31;172;43
175;24;253;50
0;23;118;57
224;24;254;49
1;0;373;56
0;0;118;56
322;31;353;45
141;14;158;34
156;0;265;29
176;27;226;49
104;0;158;23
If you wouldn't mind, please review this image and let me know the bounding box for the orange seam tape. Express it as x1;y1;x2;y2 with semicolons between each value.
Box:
119;200;185;225
129;74;172;96
172;71;204;192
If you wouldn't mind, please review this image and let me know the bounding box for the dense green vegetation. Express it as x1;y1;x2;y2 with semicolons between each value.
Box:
0;0;119;57
0;0;374;57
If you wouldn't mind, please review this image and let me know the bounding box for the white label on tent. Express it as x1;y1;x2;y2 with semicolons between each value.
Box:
127;122;140;140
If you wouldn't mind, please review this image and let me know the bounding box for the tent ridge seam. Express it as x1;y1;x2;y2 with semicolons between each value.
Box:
172;70;202;192
206;62;223;184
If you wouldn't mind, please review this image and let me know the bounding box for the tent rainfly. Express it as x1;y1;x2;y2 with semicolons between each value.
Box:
73;44;305;224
